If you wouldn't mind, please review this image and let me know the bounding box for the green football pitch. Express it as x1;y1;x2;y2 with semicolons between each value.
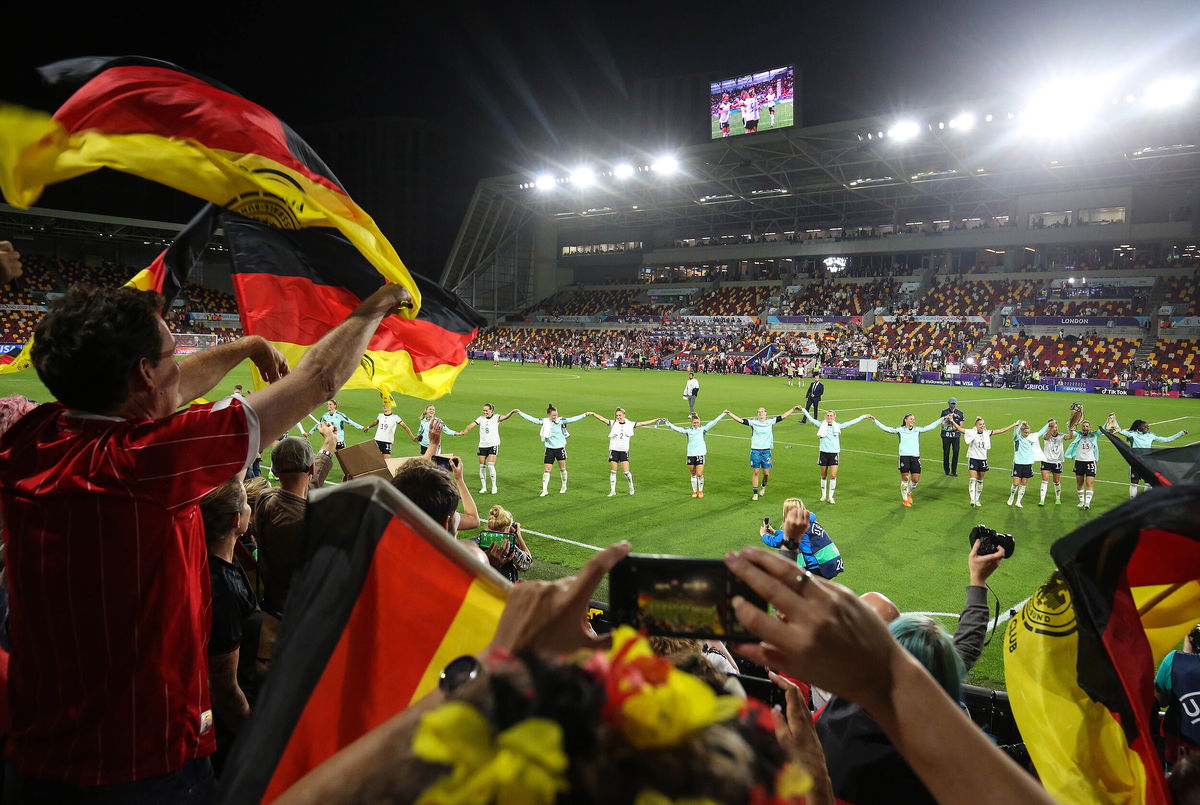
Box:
711;100;794;138
3;359;1195;688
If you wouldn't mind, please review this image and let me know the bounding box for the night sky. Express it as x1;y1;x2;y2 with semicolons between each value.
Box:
2;0;1196;260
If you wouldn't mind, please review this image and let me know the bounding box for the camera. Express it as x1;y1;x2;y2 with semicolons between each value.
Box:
969;525;1015;558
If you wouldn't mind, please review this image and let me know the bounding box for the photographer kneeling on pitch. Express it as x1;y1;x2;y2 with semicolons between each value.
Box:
759;497;844;579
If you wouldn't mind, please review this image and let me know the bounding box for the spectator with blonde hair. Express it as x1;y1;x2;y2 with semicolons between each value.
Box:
474;504;532;582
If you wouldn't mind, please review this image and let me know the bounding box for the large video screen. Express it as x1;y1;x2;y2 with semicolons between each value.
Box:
710;66;795;139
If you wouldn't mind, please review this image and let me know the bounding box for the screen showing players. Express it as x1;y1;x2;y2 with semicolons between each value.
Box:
710;65;795;139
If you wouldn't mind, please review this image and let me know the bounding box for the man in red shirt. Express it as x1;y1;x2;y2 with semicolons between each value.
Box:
0;281;411;802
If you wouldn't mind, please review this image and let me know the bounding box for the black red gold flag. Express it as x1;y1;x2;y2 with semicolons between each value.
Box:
223;213;484;399
1006;484;1200;804
218;477;508;804
1103;428;1200;487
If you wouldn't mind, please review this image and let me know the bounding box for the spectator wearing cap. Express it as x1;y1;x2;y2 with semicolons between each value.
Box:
941;397;965;476
0;281;411;801
255;425;335;619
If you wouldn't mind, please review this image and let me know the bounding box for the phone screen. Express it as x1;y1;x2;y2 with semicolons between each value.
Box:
432;455;453;471
608;554;766;640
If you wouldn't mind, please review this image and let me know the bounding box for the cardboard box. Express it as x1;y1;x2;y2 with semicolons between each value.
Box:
349;467;394;483
335;441;385;479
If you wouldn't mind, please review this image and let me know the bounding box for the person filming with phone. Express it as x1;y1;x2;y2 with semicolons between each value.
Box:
473;504;533;583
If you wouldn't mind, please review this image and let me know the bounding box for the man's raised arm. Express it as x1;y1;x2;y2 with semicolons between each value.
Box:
241;285;413;449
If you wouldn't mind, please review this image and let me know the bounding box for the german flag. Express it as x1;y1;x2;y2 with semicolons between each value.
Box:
218;476;509;804
1103;427;1200;487
0;56;421;315
1005;485;1200;804
223;213;484;400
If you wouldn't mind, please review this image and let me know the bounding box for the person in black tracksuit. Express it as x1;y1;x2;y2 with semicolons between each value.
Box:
941;397;965;476
805;378;825;418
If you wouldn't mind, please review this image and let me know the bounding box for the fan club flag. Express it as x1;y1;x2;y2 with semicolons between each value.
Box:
1005;485;1200;804
0;56;422;314
223;213;484;400
220;477;509;804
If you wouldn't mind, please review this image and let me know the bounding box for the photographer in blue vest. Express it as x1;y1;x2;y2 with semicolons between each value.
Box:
1156;623;1200;764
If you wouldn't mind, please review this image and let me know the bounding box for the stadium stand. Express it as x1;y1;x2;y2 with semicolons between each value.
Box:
983;334;1139;379
1160;275;1200;315
689;285;777;316
913;278;1039;316
1143;339;1200;380
780;280;896;316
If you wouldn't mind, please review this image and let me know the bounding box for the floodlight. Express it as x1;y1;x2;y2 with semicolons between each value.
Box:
949;113;975;131
1145;76;1196;108
534;174;555;191
887;121;920;141
1021;78;1107;137
652;155;679;174
613;162;634;179
570;167;595;188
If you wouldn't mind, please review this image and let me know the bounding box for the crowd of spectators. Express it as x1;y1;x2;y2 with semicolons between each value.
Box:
690;285;775;316
910;277;1038;317
982;334;1139;380
779;279;898;316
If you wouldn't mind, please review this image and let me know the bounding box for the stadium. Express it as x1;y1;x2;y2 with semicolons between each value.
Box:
1;14;1199;805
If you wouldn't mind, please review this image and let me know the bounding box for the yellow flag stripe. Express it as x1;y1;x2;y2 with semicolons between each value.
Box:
252;341;468;401
409;579;507;705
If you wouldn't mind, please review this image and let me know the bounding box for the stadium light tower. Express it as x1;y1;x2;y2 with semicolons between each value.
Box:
651;155;679;174
613;162;635;179
887;120;920;142
570;167;596;188
1145;76;1196;108
534;174;556;191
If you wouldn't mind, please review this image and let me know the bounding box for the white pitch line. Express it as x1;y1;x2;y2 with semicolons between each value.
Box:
832;395;1036;413
910;596;1029;626
1150;416;1192;426
521;527;603;551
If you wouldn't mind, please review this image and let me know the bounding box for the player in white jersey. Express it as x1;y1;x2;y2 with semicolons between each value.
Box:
717;91;733;137
361;402;416;455
946;417;1018;507
1036;419;1074;506
741;89;760;133
456;403;518;494
766;90;777;126
586;408;658;496
1067;420;1102;510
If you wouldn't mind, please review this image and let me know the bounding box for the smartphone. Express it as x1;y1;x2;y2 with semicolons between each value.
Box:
735;674;787;709
608;554;767;640
477;530;509;549
763;516;771;527
432;455;453;471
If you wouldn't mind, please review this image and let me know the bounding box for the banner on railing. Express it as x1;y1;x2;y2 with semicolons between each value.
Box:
0;304;48;312
684;315;756;325
1049;276;1154;289
1004;315;1142;327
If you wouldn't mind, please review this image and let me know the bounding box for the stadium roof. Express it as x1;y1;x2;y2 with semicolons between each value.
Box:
443;97;1200;290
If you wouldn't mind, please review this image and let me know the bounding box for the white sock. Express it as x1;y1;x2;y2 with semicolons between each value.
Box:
900;480;909;500
610;470;617;493
1008;484;1017;501
1129;483;1138;499
829;478;837;496
489;464;497;489
977;479;984;501
698;475;705;491
1085;489;1094;506
1017;485;1027;503
1054;481;1060;500
820;478;828;497
624;470;634;490
560;469;568;488
479;465;487;487
541;471;550;492
969;478;978;503
1078;488;1086;503
1040;481;1048;503
691;475;699;492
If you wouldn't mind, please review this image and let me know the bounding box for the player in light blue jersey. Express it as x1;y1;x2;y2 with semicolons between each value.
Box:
800;409;869;504
662;411;727;497
1108;417;1189;498
726;405;802;500
1007;421;1042;508
516;403;589;496
871;412;944;506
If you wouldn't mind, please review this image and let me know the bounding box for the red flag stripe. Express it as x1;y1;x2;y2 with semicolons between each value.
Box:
52;66;345;197
232;273;473;373
263;518;473;801
1126;529;1200;587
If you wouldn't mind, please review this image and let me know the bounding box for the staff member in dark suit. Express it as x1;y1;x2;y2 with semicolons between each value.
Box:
805;378;825;418
941;397;965;476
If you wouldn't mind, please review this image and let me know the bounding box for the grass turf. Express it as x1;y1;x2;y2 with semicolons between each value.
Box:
711;100;794;138
4;359;1195;689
